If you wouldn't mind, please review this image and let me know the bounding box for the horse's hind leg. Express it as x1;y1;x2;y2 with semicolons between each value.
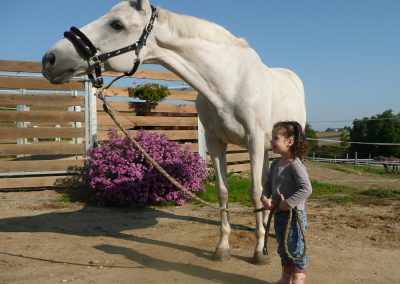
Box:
205;133;230;261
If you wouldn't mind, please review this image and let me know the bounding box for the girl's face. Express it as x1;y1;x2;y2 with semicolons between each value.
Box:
270;128;294;156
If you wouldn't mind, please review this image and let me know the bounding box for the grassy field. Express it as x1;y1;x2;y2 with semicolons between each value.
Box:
198;177;400;205
314;162;389;175
196;167;400;212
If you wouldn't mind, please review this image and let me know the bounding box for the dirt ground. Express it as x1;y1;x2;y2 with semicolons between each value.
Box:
0;162;399;284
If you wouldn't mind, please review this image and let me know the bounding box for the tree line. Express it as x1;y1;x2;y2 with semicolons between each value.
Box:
349;110;400;157
305;109;400;158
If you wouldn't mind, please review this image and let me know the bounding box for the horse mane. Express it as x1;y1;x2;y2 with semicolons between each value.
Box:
157;8;249;48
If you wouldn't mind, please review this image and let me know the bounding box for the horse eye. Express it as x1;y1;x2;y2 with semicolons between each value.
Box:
110;20;125;31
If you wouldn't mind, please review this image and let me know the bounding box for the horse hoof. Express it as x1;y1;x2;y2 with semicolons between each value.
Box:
213;248;231;261
251;251;271;265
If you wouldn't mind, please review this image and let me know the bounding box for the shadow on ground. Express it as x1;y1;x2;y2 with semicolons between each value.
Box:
0;185;269;283
96;244;271;284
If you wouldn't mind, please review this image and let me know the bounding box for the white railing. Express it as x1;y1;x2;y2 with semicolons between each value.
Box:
308;157;400;167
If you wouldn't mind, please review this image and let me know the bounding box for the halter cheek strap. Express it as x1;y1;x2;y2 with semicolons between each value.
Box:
64;5;158;88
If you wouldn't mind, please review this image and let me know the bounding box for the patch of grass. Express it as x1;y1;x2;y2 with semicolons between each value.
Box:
311;161;389;176
361;189;400;200
310;180;360;204
313;162;355;174
310;180;355;197
196;174;251;206
195;183;218;203
350;165;389;175
311;180;400;205
226;175;252;205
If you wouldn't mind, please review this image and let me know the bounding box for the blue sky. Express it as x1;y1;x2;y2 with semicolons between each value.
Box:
1;0;399;131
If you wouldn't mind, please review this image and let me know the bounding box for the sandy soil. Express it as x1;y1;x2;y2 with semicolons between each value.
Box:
0;162;399;284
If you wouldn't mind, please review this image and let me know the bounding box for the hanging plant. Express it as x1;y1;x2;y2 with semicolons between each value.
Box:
128;83;170;113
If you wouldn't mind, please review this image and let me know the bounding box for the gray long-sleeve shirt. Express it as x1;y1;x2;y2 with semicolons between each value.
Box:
262;158;312;210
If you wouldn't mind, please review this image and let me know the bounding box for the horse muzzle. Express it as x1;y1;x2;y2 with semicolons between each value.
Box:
42;46;87;84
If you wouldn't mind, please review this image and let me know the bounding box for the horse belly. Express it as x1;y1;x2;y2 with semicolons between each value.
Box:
210;115;246;145
196;96;246;146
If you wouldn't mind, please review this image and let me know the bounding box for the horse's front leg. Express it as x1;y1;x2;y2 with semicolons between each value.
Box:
248;135;269;265
205;133;230;261
261;149;271;227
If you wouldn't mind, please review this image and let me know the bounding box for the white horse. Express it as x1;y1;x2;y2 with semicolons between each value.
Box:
42;0;306;264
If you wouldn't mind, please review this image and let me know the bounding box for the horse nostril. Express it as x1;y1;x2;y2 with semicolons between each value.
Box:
43;52;56;66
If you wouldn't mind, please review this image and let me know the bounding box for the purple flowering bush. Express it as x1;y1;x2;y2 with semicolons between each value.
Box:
84;129;207;207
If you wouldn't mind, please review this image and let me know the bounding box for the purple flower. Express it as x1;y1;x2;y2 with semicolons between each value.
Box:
84;129;207;207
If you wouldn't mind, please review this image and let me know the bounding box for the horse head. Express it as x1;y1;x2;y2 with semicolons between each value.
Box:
42;0;155;84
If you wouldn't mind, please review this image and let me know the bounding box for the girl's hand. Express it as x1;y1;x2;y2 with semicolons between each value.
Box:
261;196;274;210
279;194;291;211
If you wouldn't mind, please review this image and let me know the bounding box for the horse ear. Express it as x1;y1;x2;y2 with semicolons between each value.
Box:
128;0;151;13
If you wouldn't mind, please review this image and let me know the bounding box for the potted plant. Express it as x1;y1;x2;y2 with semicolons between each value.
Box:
128;83;170;114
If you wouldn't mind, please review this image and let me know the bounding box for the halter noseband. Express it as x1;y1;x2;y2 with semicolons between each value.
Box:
64;5;158;88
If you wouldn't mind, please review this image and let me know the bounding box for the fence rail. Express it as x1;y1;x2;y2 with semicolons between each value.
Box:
0;60;256;189
309;157;400;166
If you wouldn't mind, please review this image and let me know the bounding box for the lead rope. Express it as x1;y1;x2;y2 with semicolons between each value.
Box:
263;207;308;261
262;208;274;256
284;208;308;261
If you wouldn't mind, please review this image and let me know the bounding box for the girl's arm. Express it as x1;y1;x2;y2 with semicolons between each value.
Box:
285;160;312;208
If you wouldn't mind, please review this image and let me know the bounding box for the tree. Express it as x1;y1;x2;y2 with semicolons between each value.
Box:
305;123;318;153
350;110;400;157
340;130;350;147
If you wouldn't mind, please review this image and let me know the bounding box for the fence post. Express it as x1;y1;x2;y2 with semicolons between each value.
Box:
197;117;207;160
17;89;28;146
55;124;61;142
84;79;90;151
355;152;358;165
73;90;82;144
84;79;98;151
16;89;29;160
89;84;97;147
33;125;38;143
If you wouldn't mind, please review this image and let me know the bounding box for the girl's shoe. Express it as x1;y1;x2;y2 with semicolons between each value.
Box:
274;265;292;284
291;272;306;284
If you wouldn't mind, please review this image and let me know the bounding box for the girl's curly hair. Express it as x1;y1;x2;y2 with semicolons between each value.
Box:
273;121;309;159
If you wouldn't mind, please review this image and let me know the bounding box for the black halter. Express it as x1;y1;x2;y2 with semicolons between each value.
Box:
64;5;158;88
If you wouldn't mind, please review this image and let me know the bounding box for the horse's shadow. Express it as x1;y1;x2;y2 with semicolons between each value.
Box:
96;244;270;284
0;204;210;250
0;190;256;263
0;196;269;282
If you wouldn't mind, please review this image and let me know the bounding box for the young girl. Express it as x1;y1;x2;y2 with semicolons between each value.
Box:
261;121;312;284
